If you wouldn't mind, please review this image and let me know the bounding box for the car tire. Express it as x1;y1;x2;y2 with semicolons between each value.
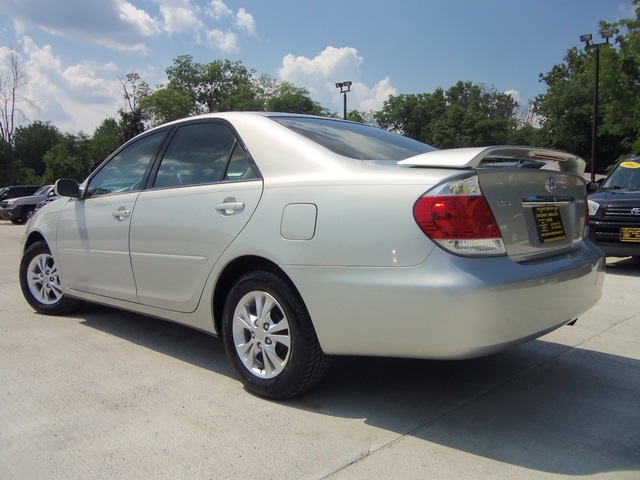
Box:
222;268;330;399
20;208;33;224
19;241;83;315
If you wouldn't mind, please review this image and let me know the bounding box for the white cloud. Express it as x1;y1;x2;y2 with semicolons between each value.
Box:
356;77;396;112
278;46;395;113
20;36;122;133
505;89;524;106
2;0;154;53
207;0;232;19
235;8;256;36
117;0;161;37
206;29;238;54
158;0;203;35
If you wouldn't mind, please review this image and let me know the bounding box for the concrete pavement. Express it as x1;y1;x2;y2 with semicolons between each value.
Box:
0;221;638;479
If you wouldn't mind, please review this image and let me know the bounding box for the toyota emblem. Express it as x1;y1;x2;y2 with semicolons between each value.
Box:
545;176;557;193
632;207;640;216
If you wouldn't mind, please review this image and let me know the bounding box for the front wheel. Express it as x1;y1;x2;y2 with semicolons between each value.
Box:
222;268;330;399
19;241;83;315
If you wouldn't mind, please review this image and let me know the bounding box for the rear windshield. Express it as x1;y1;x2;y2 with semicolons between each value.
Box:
271;116;435;161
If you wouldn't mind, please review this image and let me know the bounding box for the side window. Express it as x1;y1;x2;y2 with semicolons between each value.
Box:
153;123;235;188
87;131;166;197
224;144;257;181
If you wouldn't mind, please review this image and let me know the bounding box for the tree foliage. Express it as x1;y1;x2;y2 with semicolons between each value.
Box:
375;81;520;148
264;81;327;115
13;121;62;177
42;132;93;183
535;1;640;172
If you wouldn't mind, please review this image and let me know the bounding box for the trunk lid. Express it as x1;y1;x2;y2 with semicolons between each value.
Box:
400;146;588;262
477;168;587;261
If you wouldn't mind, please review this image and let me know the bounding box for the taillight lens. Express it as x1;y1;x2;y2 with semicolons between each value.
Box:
413;175;506;256
584;196;591;237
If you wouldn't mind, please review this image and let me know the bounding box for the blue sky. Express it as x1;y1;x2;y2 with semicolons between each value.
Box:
0;0;634;133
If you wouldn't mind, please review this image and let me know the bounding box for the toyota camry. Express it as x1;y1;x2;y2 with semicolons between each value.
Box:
19;112;605;399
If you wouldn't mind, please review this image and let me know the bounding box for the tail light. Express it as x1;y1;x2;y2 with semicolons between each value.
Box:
584;196;590;238
413;175;506;256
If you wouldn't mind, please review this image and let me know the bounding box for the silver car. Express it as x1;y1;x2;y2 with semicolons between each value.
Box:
19;113;605;399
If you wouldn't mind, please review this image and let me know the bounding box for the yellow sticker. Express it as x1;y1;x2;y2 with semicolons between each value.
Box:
620;161;640;168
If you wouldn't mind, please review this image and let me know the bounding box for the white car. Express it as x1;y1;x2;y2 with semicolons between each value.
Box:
20;112;605;399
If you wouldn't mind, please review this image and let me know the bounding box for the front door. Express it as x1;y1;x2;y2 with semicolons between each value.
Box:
56;130;168;302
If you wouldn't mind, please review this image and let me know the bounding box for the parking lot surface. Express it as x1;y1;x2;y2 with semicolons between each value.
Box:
1;221;638;479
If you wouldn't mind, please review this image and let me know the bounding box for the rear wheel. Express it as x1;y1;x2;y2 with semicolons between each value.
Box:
19;241;83;315
222;268;330;399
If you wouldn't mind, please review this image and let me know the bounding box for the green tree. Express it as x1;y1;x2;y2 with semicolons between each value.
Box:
265;81;327;115
118;73;148;141
0;137;13;185
90;118;122;169
42;132;93;183
535;3;640;172
375;82;518;148
13;121;62;178
600;2;640;156
164;55;262;114
534;47;599;162
139;86;194;127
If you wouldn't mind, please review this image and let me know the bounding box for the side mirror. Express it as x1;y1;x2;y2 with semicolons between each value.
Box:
54;178;80;198
586;181;600;193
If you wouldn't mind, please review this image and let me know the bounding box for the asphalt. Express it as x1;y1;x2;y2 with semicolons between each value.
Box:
0;221;638;479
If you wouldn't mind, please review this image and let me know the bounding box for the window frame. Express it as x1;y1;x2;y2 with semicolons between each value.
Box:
147;118;261;190
83;127;171;199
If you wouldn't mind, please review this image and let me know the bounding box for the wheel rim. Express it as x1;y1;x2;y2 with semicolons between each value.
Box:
26;253;63;305
232;290;291;379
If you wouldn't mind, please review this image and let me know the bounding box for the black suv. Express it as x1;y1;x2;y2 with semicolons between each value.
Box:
588;155;640;258
0;185;53;224
0;185;40;202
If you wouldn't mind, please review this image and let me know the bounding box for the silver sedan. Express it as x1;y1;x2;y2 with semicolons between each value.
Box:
19;113;605;399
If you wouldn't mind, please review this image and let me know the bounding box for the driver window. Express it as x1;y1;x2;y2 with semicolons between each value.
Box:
87;131;166;197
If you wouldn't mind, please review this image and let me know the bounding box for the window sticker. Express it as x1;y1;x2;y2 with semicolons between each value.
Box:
620;161;640;169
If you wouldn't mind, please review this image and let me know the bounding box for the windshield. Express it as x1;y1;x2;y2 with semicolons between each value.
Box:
271;116;435;161
602;160;640;190
33;186;50;196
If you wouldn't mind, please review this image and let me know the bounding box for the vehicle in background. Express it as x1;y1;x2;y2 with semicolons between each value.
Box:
588;155;640;259
0;185;40;203
0;185;54;224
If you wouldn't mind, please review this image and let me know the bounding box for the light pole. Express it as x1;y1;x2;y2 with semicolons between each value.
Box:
335;81;352;120
581;30;613;182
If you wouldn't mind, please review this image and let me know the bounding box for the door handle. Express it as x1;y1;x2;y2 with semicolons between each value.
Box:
112;207;131;221
216;198;245;216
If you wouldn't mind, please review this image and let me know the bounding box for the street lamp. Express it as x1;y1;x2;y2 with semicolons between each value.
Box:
581;30;613;182
335;81;352;120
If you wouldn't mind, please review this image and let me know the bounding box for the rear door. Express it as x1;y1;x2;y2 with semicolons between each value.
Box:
129;120;263;312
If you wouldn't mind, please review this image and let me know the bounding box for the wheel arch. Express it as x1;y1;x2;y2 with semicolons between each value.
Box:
212;255;294;334
22;231;47;255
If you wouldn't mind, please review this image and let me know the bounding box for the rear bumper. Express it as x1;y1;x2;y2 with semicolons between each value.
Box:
286;240;605;359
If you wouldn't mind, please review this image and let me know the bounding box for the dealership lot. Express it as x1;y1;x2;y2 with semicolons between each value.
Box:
1;221;638;479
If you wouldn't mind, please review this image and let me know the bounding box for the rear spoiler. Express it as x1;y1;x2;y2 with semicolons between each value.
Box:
398;146;586;176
